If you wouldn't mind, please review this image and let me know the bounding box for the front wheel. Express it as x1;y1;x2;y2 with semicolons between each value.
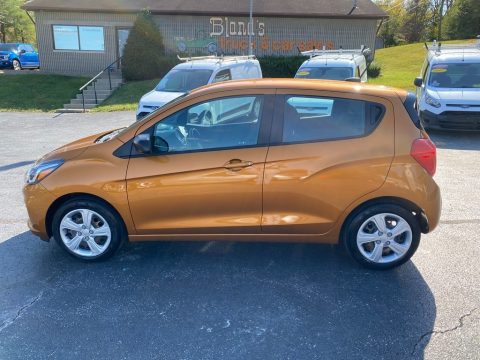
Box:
343;204;421;270
12;59;21;71
52;198;125;261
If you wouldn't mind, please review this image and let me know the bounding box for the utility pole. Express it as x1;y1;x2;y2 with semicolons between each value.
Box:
248;0;253;55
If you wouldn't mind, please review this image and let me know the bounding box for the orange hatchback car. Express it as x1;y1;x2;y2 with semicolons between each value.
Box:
24;79;441;269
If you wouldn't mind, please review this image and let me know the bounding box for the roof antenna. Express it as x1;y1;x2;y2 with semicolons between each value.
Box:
348;0;358;15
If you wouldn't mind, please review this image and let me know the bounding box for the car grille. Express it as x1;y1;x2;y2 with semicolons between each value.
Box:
436;111;480;130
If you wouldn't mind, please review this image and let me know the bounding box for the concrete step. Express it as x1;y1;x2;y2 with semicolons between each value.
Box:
70;98;102;105
85;84;120;91
80;90;112;96
76;93;110;101
63;103;97;110
55;108;87;113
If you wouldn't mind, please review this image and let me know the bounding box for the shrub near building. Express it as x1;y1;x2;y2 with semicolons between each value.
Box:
122;10;178;81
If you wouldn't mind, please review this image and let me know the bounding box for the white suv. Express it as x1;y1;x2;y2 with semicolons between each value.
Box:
414;40;480;131
136;56;262;120
295;47;370;83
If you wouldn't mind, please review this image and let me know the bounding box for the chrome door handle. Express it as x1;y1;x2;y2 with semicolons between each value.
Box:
224;159;254;170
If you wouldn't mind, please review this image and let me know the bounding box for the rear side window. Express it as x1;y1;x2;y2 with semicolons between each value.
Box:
281;95;385;143
213;69;232;83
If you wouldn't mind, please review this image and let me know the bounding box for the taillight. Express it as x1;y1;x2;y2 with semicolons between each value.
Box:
411;138;436;176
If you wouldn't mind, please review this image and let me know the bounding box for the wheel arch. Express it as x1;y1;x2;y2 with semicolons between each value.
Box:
45;192;128;239
340;196;429;243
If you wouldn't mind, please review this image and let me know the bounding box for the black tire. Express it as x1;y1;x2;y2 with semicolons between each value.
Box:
342;204;421;270
52;198;126;261
12;59;21;71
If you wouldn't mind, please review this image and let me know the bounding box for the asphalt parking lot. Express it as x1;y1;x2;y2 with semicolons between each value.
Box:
0;111;479;360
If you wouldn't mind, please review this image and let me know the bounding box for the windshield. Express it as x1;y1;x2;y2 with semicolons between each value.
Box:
155;69;213;92
0;44;17;52
428;63;480;88
295;67;353;81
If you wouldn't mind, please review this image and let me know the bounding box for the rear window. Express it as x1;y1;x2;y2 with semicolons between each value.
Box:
281;95;385;143
295;67;354;81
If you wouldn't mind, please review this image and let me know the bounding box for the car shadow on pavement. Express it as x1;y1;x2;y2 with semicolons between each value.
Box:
429;130;480;151
0;232;436;360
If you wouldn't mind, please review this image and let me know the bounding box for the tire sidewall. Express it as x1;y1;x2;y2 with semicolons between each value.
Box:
344;204;421;270
52;199;124;261
12;59;21;70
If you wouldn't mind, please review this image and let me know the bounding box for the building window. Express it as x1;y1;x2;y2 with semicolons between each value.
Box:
53;25;105;51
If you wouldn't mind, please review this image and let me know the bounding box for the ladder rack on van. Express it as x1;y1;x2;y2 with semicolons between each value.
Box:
301;46;370;59
176;55;256;63
425;38;480;54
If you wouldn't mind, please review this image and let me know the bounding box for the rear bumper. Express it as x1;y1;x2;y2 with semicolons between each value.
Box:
421;110;480;131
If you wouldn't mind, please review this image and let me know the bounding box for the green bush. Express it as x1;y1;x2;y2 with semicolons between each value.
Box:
122;10;179;81
258;56;305;78
367;62;382;79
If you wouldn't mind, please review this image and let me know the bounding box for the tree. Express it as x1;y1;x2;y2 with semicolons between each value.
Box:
444;0;480;39
0;0;36;43
401;0;432;43
121;10;172;81
377;0;407;46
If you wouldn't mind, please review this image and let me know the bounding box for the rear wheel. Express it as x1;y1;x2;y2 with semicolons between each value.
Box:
343;204;420;270
12;59;21;71
52;198;125;261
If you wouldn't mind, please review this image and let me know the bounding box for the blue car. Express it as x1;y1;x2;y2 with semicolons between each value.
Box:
0;43;40;70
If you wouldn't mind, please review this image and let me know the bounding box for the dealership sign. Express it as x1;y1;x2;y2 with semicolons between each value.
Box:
210;17;266;37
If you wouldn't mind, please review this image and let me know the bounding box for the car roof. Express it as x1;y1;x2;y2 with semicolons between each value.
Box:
428;49;480;63
173;58;257;71
301;55;362;67
189;78;406;99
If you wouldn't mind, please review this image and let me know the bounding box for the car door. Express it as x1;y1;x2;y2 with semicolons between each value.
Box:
126;91;274;235
262;90;394;235
17;45;30;67
25;45;39;67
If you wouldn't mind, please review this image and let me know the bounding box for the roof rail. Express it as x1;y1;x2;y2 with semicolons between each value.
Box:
301;45;370;59
176;54;256;63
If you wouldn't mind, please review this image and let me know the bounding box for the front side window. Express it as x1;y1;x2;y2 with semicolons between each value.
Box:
428;63;480;88
295;67;354;81
53;25;104;51
282;96;383;143
155;69;213;93
153;95;264;153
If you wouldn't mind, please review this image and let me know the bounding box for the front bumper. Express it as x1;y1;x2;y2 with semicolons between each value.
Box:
421;110;480;131
0;61;12;68
23;183;56;241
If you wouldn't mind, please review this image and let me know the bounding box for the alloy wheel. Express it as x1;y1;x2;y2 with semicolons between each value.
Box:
59;209;112;257
356;213;413;264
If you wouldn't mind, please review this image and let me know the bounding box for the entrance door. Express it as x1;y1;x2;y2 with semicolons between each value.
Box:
116;28;131;67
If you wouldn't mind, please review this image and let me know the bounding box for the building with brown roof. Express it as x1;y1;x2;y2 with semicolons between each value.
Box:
23;0;387;75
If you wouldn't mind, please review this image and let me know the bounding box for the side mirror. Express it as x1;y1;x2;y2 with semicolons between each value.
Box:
345;77;361;82
133;133;152;154
414;77;423;87
20;49;26;54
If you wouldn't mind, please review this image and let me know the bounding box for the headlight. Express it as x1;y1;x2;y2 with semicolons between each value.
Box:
425;93;441;108
25;159;64;185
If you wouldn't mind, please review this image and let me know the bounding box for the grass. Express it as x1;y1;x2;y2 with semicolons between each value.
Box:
92;78;159;112
369;39;475;91
0;74;87;112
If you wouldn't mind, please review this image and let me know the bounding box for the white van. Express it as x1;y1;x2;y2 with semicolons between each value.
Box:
136;55;262;120
414;39;480;130
295;47;370;83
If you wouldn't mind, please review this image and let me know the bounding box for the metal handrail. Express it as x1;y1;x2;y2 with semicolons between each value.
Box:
80;57;122;112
